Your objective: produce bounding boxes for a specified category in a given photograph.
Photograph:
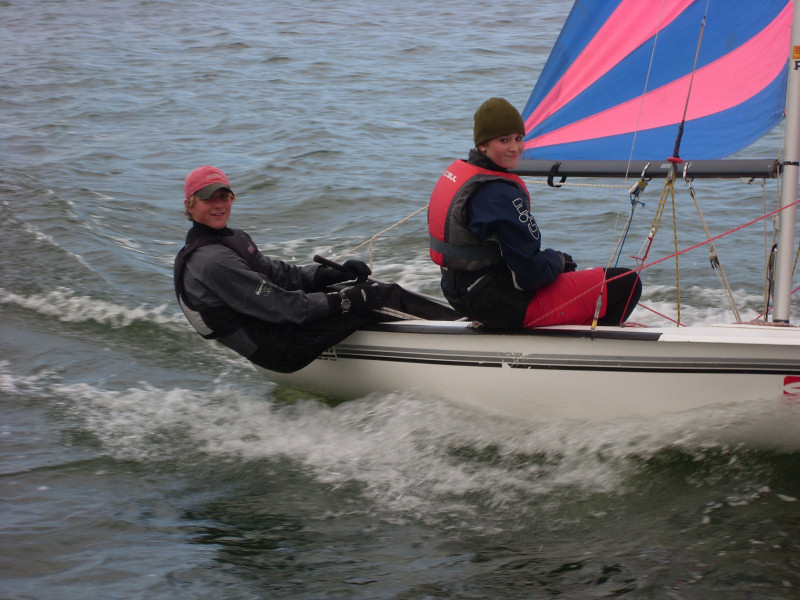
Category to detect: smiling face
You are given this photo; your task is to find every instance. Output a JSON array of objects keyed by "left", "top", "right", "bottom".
[
  {"left": 184, "top": 188, "right": 234, "bottom": 229},
  {"left": 481, "top": 133, "right": 525, "bottom": 170}
]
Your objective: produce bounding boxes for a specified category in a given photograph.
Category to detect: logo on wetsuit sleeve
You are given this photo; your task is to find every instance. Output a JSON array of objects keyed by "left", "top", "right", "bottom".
[
  {"left": 512, "top": 197, "right": 540, "bottom": 240},
  {"left": 255, "top": 280, "right": 272, "bottom": 296}
]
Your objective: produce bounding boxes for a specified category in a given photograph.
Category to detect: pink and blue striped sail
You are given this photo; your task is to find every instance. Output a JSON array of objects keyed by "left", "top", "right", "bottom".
[{"left": 522, "top": 0, "right": 793, "bottom": 161}]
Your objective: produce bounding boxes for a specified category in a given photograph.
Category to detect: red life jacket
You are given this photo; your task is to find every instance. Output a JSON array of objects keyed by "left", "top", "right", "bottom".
[{"left": 427, "top": 159, "right": 530, "bottom": 271}]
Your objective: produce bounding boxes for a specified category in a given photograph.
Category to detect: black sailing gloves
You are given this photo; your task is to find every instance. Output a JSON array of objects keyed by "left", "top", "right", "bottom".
[
  {"left": 316, "top": 258, "right": 381, "bottom": 316},
  {"left": 341, "top": 259, "right": 372, "bottom": 282},
  {"left": 326, "top": 282, "right": 383, "bottom": 315},
  {"left": 314, "top": 259, "right": 372, "bottom": 288},
  {"left": 557, "top": 251, "right": 578, "bottom": 273}
]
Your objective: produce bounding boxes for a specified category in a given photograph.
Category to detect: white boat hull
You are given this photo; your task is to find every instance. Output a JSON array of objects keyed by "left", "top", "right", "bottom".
[{"left": 259, "top": 320, "right": 800, "bottom": 422}]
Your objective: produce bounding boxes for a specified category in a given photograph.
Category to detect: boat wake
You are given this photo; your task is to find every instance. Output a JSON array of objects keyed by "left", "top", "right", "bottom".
[{"left": 4, "top": 362, "right": 797, "bottom": 531}]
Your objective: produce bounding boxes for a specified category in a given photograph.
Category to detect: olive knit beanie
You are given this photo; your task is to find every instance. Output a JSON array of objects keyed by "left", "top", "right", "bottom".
[{"left": 473, "top": 97, "right": 526, "bottom": 147}]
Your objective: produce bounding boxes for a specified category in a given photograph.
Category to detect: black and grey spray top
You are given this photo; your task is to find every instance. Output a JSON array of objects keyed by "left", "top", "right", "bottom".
[{"left": 173, "top": 223, "right": 331, "bottom": 352}]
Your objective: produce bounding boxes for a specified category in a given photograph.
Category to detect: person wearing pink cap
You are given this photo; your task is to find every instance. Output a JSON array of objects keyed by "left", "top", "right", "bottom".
[{"left": 175, "top": 166, "right": 456, "bottom": 373}]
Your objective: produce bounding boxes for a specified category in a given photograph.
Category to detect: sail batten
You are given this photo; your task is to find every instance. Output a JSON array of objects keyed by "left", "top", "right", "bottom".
[{"left": 522, "top": 0, "right": 793, "bottom": 161}]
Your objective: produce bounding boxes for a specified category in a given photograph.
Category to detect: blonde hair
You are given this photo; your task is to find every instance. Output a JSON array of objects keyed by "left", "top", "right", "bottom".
[{"left": 184, "top": 195, "right": 197, "bottom": 220}]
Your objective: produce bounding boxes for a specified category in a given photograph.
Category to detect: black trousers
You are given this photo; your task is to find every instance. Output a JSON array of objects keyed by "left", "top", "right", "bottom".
[
  {"left": 246, "top": 282, "right": 458, "bottom": 373},
  {"left": 600, "top": 267, "right": 642, "bottom": 325},
  {"left": 246, "top": 311, "right": 373, "bottom": 373}
]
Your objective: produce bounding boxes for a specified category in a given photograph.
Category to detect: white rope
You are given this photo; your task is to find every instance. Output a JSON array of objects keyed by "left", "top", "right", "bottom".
[
  {"left": 683, "top": 173, "right": 741, "bottom": 321},
  {"left": 522, "top": 178, "right": 628, "bottom": 190},
  {"left": 334, "top": 205, "right": 428, "bottom": 264}
]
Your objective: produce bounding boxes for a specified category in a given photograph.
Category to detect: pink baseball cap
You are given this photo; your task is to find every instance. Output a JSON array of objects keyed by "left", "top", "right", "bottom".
[{"left": 184, "top": 166, "right": 233, "bottom": 201}]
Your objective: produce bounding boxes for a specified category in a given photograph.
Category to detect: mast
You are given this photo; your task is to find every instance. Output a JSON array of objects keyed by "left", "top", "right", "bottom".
[{"left": 773, "top": 1, "right": 800, "bottom": 323}]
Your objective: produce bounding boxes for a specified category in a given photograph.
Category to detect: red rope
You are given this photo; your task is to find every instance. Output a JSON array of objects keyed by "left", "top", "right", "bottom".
[
  {"left": 636, "top": 197, "right": 800, "bottom": 273},
  {"left": 636, "top": 303, "right": 684, "bottom": 326}
]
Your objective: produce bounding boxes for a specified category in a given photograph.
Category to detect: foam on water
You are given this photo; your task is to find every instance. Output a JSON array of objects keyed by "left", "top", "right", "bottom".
[
  {"left": 634, "top": 283, "right": 774, "bottom": 325},
  {"left": 0, "top": 287, "right": 185, "bottom": 329},
  {"left": 5, "top": 359, "right": 795, "bottom": 533}
]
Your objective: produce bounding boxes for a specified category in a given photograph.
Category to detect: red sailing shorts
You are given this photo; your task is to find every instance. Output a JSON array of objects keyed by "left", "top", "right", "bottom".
[{"left": 523, "top": 268, "right": 607, "bottom": 327}]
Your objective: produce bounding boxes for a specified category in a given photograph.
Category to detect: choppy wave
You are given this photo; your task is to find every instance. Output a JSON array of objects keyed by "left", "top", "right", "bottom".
[{"left": 0, "top": 286, "right": 184, "bottom": 329}]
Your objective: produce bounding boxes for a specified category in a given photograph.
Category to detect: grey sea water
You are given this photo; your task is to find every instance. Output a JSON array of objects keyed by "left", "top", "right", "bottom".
[{"left": 2, "top": 0, "right": 799, "bottom": 598}]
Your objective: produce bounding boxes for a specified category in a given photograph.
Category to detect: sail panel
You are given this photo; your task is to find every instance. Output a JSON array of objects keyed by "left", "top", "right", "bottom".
[{"left": 522, "top": 0, "right": 792, "bottom": 160}]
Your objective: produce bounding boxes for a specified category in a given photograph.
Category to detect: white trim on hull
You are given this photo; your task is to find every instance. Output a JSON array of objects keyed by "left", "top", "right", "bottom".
[{"left": 259, "top": 320, "right": 800, "bottom": 422}]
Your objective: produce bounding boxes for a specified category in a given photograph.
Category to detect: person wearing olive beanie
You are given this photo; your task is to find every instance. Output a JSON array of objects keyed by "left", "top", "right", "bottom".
[
  {"left": 472, "top": 97, "right": 526, "bottom": 148},
  {"left": 427, "top": 98, "right": 642, "bottom": 329}
]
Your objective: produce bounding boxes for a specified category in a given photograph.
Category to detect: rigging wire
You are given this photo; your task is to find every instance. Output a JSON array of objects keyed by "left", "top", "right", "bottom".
[
  {"left": 624, "top": 0, "right": 666, "bottom": 178},
  {"left": 334, "top": 205, "right": 427, "bottom": 267},
  {"left": 670, "top": 3, "right": 709, "bottom": 161},
  {"left": 613, "top": 168, "right": 650, "bottom": 268},
  {"left": 683, "top": 169, "right": 741, "bottom": 322},
  {"left": 794, "top": 230, "right": 800, "bottom": 276},
  {"left": 764, "top": 173, "right": 780, "bottom": 318},
  {"left": 763, "top": 174, "right": 772, "bottom": 315}
]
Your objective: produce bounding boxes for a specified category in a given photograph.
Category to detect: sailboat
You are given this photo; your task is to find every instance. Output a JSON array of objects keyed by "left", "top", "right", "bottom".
[{"left": 259, "top": 0, "right": 800, "bottom": 424}]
